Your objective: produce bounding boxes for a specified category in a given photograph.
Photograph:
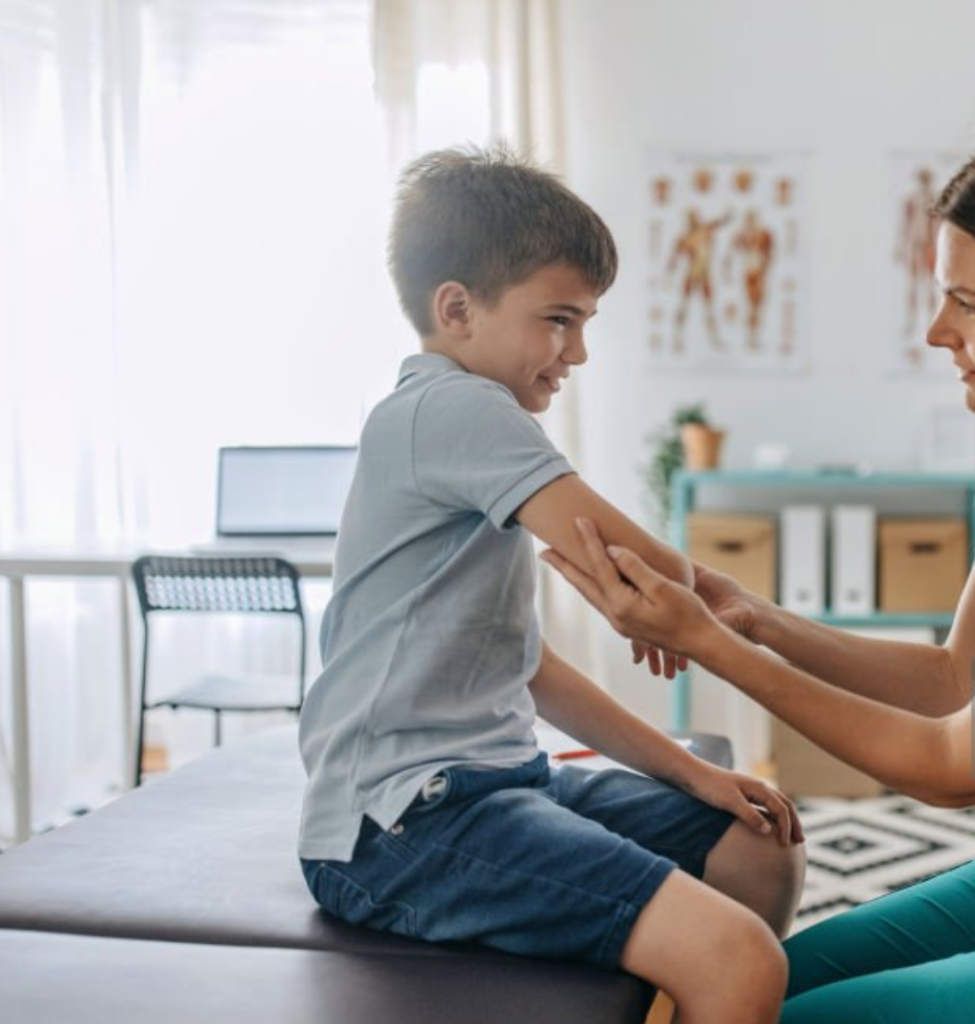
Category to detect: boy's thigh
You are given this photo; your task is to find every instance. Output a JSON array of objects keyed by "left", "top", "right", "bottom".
[
  {"left": 306, "top": 782, "right": 704, "bottom": 969},
  {"left": 546, "top": 764, "right": 735, "bottom": 880}
]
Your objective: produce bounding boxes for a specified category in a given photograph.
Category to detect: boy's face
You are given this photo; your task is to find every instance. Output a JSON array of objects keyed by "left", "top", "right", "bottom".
[{"left": 458, "top": 263, "right": 599, "bottom": 413}]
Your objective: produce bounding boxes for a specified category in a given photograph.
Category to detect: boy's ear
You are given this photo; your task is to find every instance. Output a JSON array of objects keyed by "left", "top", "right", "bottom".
[{"left": 431, "top": 281, "right": 475, "bottom": 338}]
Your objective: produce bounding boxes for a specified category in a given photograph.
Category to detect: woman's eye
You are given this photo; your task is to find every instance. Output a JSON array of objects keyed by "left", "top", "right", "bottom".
[{"left": 958, "top": 298, "right": 975, "bottom": 317}]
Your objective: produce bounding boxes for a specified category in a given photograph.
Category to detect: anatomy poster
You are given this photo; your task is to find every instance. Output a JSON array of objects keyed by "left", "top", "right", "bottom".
[
  {"left": 889, "top": 153, "right": 960, "bottom": 375},
  {"left": 646, "top": 152, "right": 807, "bottom": 374}
]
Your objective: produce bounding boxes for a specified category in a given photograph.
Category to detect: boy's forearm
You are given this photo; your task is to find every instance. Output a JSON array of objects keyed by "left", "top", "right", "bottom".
[
  {"left": 750, "top": 599, "right": 965, "bottom": 716},
  {"left": 701, "top": 623, "right": 956, "bottom": 797},
  {"left": 530, "top": 642, "right": 704, "bottom": 787}
]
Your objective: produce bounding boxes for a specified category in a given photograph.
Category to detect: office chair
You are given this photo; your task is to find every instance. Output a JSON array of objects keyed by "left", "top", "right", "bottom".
[{"left": 131, "top": 554, "right": 306, "bottom": 786}]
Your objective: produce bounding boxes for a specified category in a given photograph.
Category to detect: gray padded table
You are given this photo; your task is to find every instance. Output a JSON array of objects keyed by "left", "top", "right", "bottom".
[
  {"left": 0, "top": 930, "right": 651, "bottom": 1024},
  {"left": 0, "top": 725, "right": 729, "bottom": 954},
  {"left": 0, "top": 724, "right": 731, "bottom": 1024},
  {"left": 0, "top": 727, "right": 458, "bottom": 955}
]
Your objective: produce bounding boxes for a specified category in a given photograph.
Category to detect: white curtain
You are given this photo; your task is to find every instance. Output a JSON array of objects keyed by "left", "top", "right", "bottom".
[
  {"left": 0, "top": 0, "right": 404, "bottom": 839},
  {"left": 372, "top": 0, "right": 598, "bottom": 679}
]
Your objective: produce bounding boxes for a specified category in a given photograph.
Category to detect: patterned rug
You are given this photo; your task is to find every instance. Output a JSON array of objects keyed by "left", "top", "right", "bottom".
[{"left": 793, "top": 793, "right": 975, "bottom": 932}]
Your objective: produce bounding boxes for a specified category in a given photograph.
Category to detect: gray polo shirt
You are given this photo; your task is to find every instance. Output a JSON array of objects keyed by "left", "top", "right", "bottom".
[{"left": 298, "top": 353, "right": 574, "bottom": 862}]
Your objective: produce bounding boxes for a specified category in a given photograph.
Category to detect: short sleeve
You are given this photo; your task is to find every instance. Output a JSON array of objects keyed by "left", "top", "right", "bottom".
[{"left": 412, "top": 374, "right": 574, "bottom": 529}]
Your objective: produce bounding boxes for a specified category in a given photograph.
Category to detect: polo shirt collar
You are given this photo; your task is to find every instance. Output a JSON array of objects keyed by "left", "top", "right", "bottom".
[{"left": 397, "top": 352, "right": 465, "bottom": 387}]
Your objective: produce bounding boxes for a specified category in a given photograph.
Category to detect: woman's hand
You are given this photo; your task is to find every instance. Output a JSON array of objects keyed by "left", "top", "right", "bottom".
[
  {"left": 682, "top": 763, "right": 804, "bottom": 847},
  {"left": 692, "top": 560, "right": 763, "bottom": 642},
  {"left": 541, "top": 517, "right": 718, "bottom": 657}
]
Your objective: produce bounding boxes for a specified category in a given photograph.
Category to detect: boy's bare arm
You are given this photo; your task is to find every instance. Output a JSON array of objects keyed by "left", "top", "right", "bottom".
[
  {"left": 529, "top": 641, "right": 701, "bottom": 783},
  {"left": 530, "top": 641, "right": 803, "bottom": 843},
  {"left": 516, "top": 474, "right": 692, "bottom": 586}
]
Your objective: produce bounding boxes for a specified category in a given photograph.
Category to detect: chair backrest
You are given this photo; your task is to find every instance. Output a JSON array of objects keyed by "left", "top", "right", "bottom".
[{"left": 131, "top": 555, "right": 304, "bottom": 621}]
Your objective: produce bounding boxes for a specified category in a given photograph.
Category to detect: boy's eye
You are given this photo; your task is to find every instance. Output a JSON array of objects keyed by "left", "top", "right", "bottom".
[{"left": 548, "top": 316, "right": 570, "bottom": 327}]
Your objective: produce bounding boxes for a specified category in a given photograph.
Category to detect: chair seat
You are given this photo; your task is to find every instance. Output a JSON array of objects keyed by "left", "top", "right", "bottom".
[{"left": 150, "top": 674, "right": 302, "bottom": 713}]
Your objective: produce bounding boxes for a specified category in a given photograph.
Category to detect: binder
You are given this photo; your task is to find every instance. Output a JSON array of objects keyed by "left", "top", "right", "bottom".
[
  {"left": 780, "top": 505, "right": 825, "bottom": 615},
  {"left": 831, "top": 505, "right": 876, "bottom": 615}
]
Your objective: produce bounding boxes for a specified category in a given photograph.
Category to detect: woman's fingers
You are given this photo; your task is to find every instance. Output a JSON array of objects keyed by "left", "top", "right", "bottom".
[
  {"left": 604, "top": 543, "right": 668, "bottom": 599},
  {"left": 539, "top": 548, "right": 615, "bottom": 621},
  {"left": 573, "top": 517, "right": 633, "bottom": 594}
]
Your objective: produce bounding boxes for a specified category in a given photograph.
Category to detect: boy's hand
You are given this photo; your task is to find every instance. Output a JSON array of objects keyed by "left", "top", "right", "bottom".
[
  {"left": 631, "top": 640, "right": 689, "bottom": 679},
  {"left": 683, "top": 764, "right": 804, "bottom": 847}
]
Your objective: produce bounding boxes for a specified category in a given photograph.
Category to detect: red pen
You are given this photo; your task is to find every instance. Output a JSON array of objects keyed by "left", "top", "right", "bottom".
[{"left": 552, "top": 748, "right": 598, "bottom": 761}]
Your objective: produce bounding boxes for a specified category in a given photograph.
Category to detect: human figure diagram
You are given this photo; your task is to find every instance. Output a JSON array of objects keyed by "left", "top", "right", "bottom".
[
  {"left": 896, "top": 167, "right": 938, "bottom": 344},
  {"left": 667, "top": 208, "right": 731, "bottom": 352},
  {"left": 724, "top": 209, "right": 775, "bottom": 350}
]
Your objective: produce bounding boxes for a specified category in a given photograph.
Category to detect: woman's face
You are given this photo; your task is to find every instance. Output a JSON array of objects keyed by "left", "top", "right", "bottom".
[{"left": 927, "top": 221, "right": 975, "bottom": 413}]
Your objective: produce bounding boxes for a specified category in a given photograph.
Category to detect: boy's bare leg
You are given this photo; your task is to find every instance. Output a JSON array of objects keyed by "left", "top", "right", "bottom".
[
  {"left": 621, "top": 871, "right": 787, "bottom": 1024},
  {"left": 703, "top": 821, "right": 807, "bottom": 938}
]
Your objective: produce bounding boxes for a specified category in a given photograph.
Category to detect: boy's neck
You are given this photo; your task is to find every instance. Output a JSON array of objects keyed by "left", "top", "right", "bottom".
[{"left": 420, "top": 336, "right": 467, "bottom": 369}]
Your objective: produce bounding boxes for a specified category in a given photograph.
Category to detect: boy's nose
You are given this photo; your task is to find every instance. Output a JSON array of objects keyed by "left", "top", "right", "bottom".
[{"left": 566, "top": 336, "right": 588, "bottom": 365}]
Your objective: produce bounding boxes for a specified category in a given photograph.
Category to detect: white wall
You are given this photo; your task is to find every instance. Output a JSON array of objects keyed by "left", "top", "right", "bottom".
[{"left": 558, "top": 0, "right": 975, "bottom": 745}]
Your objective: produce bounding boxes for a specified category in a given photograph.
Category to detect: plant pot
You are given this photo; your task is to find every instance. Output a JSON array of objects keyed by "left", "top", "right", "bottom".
[{"left": 680, "top": 424, "right": 726, "bottom": 471}]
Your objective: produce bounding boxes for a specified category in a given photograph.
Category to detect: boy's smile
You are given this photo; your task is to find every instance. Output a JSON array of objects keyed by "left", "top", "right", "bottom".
[{"left": 429, "top": 262, "right": 600, "bottom": 414}]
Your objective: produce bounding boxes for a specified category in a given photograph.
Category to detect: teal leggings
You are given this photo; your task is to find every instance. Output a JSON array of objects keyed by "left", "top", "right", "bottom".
[{"left": 781, "top": 859, "right": 975, "bottom": 1023}]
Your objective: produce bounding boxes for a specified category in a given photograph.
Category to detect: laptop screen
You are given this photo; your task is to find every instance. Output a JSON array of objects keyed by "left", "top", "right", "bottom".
[{"left": 216, "top": 446, "right": 358, "bottom": 537}]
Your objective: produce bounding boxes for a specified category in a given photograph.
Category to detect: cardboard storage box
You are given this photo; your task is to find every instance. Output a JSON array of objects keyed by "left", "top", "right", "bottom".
[
  {"left": 771, "top": 718, "right": 885, "bottom": 798},
  {"left": 688, "top": 513, "right": 777, "bottom": 600},
  {"left": 878, "top": 518, "right": 968, "bottom": 612}
]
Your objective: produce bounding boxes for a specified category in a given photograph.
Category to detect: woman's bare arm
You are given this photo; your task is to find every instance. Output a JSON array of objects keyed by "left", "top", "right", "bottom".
[{"left": 543, "top": 519, "right": 975, "bottom": 808}]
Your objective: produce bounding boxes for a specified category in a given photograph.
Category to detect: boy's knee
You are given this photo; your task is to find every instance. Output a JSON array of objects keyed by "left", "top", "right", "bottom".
[
  {"left": 734, "top": 918, "right": 789, "bottom": 1020},
  {"left": 705, "top": 821, "right": 807, "bottom": 937},
  {"left": 621, "top": 871, "right": 788, "bottom": 1024},
  {"left": 654, "top": 909, "right": 787, "bottom": 1024},
  {"left": 700, "top": 912, "right": 788, "bottom": 1023}
]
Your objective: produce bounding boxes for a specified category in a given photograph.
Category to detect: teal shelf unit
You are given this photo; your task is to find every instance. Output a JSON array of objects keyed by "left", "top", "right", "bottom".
[{"left": 667, "top": 469, "right": 975, "bottom": 730}]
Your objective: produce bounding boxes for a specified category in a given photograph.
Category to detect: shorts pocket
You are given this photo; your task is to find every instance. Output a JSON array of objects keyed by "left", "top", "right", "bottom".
[{"left": 316, "top": 864, "right": 417, "bottom": 938}]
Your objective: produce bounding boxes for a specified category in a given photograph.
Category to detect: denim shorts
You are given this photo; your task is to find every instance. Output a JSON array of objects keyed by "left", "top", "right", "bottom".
[{"left": 301, "top": 753, "right": 734, "bottom": 970}]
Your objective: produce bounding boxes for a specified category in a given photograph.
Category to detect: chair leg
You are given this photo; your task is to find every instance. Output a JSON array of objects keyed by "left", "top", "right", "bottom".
[
  {"left": 134, "top": 705, "right": 146, "bottom": 788},
  {"left": 645, "top": 991, "right": 675, "bottom": 1024},
  {"left": 214, "top": 710, "right": 222, "bottom": 747}
]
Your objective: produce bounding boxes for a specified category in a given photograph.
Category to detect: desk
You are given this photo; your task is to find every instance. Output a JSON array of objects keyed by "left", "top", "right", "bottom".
[{"left": 0, "top": 545, "right": 335, "bottom": 846}]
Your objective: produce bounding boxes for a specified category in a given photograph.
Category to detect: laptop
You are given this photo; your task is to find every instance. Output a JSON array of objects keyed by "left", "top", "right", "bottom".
[{"left": 192, "top": 445, "right": 357, "bottom": 560}]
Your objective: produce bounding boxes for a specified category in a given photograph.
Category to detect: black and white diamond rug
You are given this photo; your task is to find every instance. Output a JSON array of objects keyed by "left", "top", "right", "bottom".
[{"left": 793, "top": 794, "right": 975, "bottom": 932}]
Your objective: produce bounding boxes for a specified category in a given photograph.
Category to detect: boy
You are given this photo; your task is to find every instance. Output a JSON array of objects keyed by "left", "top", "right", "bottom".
[{"left": 299, "top": 147, "right": 804, "bottom": 1023}]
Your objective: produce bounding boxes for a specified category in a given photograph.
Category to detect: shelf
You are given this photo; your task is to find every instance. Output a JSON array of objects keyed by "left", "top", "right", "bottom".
[
  {"left": 668, "top": 469, "right": 974, "bottom": 730},
  {"left": 811, "top": 612, "right": 954, "bottom": 628},
  {"left": 676, "top": 469, "right": 975, "bottom": 488}
]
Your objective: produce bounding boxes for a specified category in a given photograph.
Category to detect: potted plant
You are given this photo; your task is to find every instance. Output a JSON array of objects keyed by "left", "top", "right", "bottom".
[{"left": 643, "top": 403, "right": 725, "bottom": 526}]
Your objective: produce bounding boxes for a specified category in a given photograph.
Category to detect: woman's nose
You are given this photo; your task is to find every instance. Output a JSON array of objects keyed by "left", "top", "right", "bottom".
[{"left": 926, "top": 301, "right": 956, "bottom": 349}]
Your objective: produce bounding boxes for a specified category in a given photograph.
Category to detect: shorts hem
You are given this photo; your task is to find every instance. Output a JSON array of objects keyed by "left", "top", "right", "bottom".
[{"left": 597, "top": 859, "right": 679, "bottom": 971}]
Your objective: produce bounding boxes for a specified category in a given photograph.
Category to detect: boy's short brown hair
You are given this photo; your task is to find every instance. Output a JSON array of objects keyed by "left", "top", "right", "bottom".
[{"left": 388, "top": 145, "right": 618, "bottom": 336}]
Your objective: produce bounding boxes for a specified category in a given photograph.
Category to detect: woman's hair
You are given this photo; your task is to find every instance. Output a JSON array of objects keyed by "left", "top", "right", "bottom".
[
  {"left": 388, "top": 144, "right": 618, "bottom": 336},
  {"left": 934, "top": 155, "right": 975, "bottom": 238}
]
